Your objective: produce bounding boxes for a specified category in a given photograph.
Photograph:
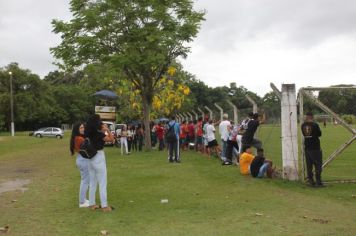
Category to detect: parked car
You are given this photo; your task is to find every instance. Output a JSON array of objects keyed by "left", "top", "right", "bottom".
[{"left": 33, "top": 127, "right": 64, "bottom": 139}]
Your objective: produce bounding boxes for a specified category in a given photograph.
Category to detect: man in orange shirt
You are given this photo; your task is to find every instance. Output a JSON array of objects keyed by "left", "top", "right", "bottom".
[{"left": 239, "top": 145, "right": 255, "bottom": 175}]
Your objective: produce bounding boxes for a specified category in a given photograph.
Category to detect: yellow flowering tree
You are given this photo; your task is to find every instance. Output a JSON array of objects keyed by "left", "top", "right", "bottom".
[{"left": 118, "top": 66, "right": 191, "bottom": 120}]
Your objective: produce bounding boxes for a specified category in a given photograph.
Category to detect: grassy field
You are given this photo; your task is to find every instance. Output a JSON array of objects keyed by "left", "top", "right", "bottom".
[{"left": 0, "top": 125, "right": 355, "bottom": 236}]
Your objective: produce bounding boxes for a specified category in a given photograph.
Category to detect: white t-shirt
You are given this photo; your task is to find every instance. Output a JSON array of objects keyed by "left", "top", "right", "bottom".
[
  {"left": 203, "top": 123, "right": 209, "bottom": 138},
  {"left": 219, "top": 120, "right": 231, "bottom": 141},
  {"left": 206, "top": 124, "right": 216, "bottom": 142}
]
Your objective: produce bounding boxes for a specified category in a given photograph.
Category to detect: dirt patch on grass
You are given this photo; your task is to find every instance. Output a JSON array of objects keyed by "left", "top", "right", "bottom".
[{"left": 0, "top": 179, "right": 31, "bottom": 195}]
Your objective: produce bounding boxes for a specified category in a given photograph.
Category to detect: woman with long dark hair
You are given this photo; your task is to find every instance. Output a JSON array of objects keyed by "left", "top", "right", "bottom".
[
  {"left": 70, "top": 123, "right": 89, "bottom": 208},
  {"left": 85, "top": 114, "right": 115, "bottom": 212}
]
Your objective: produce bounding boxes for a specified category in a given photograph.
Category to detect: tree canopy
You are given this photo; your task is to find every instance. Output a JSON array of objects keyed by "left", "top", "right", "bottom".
[
  {"left": 0, "top": 62, "right": 355, "bottom": 132},
  {"left": 51, "top": 0, "right": 205, "bottom": 148}
]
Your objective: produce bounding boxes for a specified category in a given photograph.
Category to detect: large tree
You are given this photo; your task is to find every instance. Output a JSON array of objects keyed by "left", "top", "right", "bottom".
[
  {"left": 51, "top": 0, "right": 205, "bottom": 149},
  {"left": 0, "top": 63, "right": 64, "bottom": 130}
]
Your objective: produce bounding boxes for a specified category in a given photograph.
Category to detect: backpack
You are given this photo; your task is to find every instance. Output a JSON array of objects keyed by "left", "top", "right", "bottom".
[
  {"left": 166, "top": 123, "right": 177, "bottom": 143},
  {"left": 79, "top": 138, "right": 97, "bottom": 159}
]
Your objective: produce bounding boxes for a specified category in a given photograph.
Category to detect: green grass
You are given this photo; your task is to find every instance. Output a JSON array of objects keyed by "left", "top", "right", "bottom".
[
  {"left": 258, "top": 123, "right": 356, "bottom": 181},
  {"left": 0, "top": 126, "right": 355, "bottom": 236}
]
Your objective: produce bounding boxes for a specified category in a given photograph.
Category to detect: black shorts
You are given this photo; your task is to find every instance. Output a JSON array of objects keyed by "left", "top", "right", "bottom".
[{"left": 208, "top": 139, "right": 218, "bottom": 148}]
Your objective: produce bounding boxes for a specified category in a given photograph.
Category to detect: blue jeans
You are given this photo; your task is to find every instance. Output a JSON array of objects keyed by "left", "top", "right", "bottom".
[
  {"left": 257, "top": 163, "right": 270, "bottom": 178},
  {"left": 221, "top": 139, "right": 227, "bottom": 160},
  {"left": 89, "top": 151, "right": 108, "bottom": 208},
  {"left": 76, "top": 154, "right": 89, "bottom": 204}
]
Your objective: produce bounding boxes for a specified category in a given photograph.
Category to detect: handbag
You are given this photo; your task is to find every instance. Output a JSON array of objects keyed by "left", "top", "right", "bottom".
[{"left": 79, "top": 138, "right": 97, "bottom": 159}]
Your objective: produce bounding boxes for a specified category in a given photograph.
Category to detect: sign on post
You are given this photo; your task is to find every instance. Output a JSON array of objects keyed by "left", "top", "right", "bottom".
[{"left": 95, "top": 106, "right": 116, "bottom": 121}]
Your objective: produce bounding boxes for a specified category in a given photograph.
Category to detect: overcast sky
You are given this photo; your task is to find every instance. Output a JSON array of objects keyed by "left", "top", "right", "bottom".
[{"left": 1, "top": 0, "right": 356, "bottom": 96}]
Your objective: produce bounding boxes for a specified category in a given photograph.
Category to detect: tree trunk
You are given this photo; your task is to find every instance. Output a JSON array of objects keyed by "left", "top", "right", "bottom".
[{"left": 142, "top": 94, "right": 152, "bottom": 150}]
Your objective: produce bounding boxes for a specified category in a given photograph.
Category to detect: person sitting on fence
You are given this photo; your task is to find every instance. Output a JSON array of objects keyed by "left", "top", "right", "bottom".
[
  {"left": 250, "top": 148, "right": 274, "bottom": 178},
  {"left": 239, "top": 145, "right": 255, "bottom": 175},
  {"left": 237, "top": 112, "right": 253, "bottom": 155},
  {"left": 241, "top": 112, "right": 265, "bottom": 152}
]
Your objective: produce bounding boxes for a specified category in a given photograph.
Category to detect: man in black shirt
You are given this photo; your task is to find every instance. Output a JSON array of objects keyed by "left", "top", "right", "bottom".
[
  {"left": 250, "top": 149, "right": 273, "bottom": 178},
  {"left": 301, "top": 112, "right": 323, "bottom": 187},
  {"left": 242, "top": 113, "right": 265, "bottom": 151}
]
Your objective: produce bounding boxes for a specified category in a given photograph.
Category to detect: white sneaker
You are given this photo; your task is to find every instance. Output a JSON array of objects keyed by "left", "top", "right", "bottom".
[{"left": 79, "top": 200, "right": 90, "bottom": 208}]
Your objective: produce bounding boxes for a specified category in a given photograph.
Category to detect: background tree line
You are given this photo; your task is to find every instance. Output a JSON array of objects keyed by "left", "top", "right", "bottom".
[{"left": 1, "top": 62, "right": 355, "bottom": 132}]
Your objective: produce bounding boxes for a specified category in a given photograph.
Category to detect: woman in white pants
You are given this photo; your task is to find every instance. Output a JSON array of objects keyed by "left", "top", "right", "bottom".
[
  {"left": 70, "top": 123, "right": 89, "bottom": 208},
  {"left": 85, "top": 114, "right": 115, "bottom": 212},
  {"left": 120, "top": 125, "right": 128, "bottom": 155}
]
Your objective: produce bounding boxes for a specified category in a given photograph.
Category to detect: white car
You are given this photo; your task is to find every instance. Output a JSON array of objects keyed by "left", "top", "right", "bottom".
[{"left": 33, "top": 127, "right": 64, "bottom": 139}]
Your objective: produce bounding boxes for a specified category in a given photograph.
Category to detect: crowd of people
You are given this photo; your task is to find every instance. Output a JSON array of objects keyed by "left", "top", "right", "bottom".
[
  {"left": 69, "top": 111, "right": 324, "bottom": 211},
  {"left": 116, "top": 124, "right": 145, "bottom": 154}
]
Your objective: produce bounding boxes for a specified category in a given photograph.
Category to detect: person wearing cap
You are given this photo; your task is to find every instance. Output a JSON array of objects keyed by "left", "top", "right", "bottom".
[
  {"left": 241, "top": 112, "right": 265, "bottom": 152},
  {"left": 301, "top": 112, "right": 324, "bottom": 187},
  {"left": 219, "top": 113, "right": 231, "bottom": 162}
]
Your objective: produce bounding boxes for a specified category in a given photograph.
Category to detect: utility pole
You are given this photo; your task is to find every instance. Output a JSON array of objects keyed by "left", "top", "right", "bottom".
[{"left": 9, "top": 71, "right": 15, "bottom": 137}]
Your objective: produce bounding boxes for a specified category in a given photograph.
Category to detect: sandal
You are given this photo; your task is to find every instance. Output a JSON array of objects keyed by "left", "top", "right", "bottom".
[
  {"left": 102, "top": 206, "right": 115, "bottom": 212},
  {"left": 89, "top": 205, "right": 100, "bottom": 210}
]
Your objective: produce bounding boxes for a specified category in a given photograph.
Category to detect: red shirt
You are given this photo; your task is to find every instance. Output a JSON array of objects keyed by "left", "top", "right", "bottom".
[
  {"left": 180, "top": 124, "right": 186, "bottom": 138},
  {"left": 196, "top": 121, "right": 203, "bottom": 137},
  {"left": 74, "top": 136, "right": 85, "bottom": 153},
  {"left": 188, "top": 123, "right": 195, "bottom": 137},
  {"left": 156, "top": 125, "right": 164, "bottom": 139}
]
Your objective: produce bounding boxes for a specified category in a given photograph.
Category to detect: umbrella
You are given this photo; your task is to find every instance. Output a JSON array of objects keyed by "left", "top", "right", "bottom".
[
  {"left": 93, "top": 90, "right": 118, "bottom": 100},
  {"left": 159, "top": 117, "right": 169, "bottom": 122}
]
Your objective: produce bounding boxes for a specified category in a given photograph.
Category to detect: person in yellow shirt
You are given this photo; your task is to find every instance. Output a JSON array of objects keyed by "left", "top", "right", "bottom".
[{"left": 239, "top": 146, "right": 255, "bottom": 175}]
